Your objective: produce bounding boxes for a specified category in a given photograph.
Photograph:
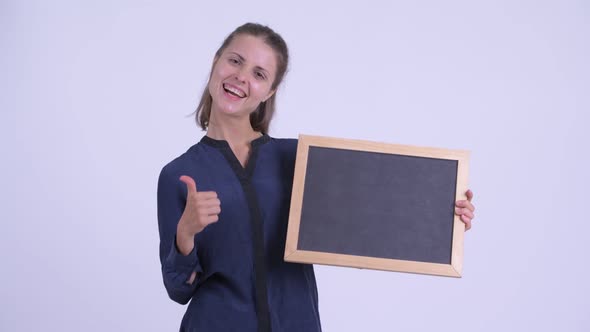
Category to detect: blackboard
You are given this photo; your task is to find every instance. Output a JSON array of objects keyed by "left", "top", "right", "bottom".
[{"left": 284, "top": 135, "right": 470, "bottom": 277}]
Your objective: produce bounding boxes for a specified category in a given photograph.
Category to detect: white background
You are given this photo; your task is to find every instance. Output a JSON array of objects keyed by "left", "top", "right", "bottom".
[{"left": 2, "top": 1, "right": 589, "bottom": 331}]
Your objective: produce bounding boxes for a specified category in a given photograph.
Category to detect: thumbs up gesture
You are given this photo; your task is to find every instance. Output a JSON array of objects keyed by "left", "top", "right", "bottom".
[{"left": 176, "top": 175, "right": 221, "bottom": 255}]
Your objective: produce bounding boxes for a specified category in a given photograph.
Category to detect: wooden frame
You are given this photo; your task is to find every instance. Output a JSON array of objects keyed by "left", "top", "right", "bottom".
[{"left": 284, "top": 134, "right": 470, "bottom": 277}]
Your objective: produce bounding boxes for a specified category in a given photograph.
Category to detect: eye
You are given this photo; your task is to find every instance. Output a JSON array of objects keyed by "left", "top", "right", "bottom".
[
  {"left": 255, "top": 71, "right": 266, "bottom": 80},
  {"left": 228, "top": 57, "right": 240, "bottom": 65}
]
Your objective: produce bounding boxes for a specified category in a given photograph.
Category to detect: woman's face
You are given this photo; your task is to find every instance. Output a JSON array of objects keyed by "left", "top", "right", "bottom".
[{"left": 208, "top": 34, "right": 278, "bottom": 119}]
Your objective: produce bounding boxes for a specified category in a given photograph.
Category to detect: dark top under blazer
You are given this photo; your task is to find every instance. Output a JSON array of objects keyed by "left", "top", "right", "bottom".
[{"left": 157, "top": 135, "right": 322, "bottom": 332}]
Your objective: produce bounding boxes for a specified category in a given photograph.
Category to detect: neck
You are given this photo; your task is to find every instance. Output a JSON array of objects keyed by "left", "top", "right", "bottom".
[{"left": 206, "top": 111, "right": 262, "bottom": 146}]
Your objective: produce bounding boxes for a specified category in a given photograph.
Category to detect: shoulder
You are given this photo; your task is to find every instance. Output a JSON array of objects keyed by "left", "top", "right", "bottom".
[
  {"left": 265, "top": 136, "right": 299, "bottom": 172},
  {"left": 268, "top": 136, "right": 298, "bottom": 156},
  {"left": 158, "top": 143, "right": 204, "bottom": 181}
]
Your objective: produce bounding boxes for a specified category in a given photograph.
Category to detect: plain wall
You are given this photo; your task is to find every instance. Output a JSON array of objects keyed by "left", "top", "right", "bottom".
[{"left": 2, "top": 0, "right": 588, "bottom": 331}]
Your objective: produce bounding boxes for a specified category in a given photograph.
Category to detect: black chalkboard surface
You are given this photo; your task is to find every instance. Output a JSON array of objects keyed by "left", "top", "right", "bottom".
[{"left": 284, "top": 135, "right": 470, "bottom": 277}]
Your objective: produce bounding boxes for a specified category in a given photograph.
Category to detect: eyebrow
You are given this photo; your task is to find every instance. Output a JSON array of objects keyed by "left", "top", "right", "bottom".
[{"left": 228, "top": 52, "right": 270, "bottom": 75}]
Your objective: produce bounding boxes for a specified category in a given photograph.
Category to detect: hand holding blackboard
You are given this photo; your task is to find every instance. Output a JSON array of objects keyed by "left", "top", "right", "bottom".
[
  {"left": 284, "top": 135, "right": 472, "bottom": 277},
  {"left": 455, "top": 189, "right": 475, "bottom": 231}
]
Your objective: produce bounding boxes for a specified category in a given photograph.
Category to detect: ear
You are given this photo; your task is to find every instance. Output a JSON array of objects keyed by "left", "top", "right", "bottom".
[{"left": 264, "top": 89, "right": 276, "bottom": 102}]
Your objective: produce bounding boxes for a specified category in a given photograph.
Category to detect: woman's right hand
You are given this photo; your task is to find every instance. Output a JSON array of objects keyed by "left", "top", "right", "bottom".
[{"left": 176, "top": 175, "right": 221, "bottom": 256}]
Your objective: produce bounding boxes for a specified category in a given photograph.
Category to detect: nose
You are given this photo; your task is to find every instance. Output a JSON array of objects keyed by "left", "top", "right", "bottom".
[{"left": 234, "top": 67, "right": 247, "bottom": 83}]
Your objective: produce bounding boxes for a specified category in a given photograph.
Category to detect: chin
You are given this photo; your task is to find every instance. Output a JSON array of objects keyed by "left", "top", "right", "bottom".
[{"left": 214, "top": 106, "right": 249, "bottom": 118}]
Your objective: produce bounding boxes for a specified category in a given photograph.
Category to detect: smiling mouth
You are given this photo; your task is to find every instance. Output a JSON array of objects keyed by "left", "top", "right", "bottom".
[{"left": 223, "top": 83, "right": 246, "bottom": 98}]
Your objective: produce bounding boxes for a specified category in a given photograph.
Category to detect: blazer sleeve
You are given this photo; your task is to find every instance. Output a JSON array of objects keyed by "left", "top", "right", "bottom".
[{"left": 157, "top": 165, "right": 203, "bottom": 305}]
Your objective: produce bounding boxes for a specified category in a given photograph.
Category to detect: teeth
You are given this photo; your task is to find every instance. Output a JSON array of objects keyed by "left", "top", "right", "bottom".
[{"left": 223, "top": 84, "right": 245, "bottom": 98}]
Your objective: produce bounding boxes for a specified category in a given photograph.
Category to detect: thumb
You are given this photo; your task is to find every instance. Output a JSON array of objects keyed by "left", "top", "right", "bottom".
[
  {"left": 179, "top": 175, "right": 198, "bottom": 194},
  {"left": 466, "top": 189, "right": 473, "bottom": 202}
]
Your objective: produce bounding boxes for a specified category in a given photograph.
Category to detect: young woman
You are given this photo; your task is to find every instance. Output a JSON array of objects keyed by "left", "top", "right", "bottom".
[{"left": 157, "top": 23, "right": 476, "bottom": 332}]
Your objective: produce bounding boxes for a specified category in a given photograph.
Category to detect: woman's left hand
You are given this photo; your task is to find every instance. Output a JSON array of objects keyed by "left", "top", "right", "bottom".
[{"left": 455, "top": 189, "right": 475, "bottom": 231}]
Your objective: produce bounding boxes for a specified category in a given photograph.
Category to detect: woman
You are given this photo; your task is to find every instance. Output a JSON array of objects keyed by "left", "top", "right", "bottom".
[{"left": 157, "top": 23, "right": 476, "bottom": 332}]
